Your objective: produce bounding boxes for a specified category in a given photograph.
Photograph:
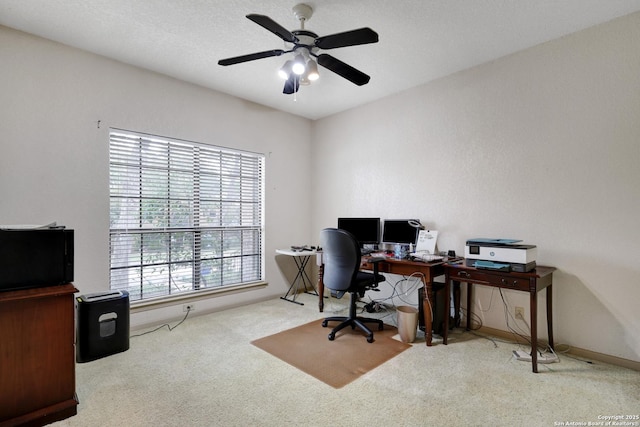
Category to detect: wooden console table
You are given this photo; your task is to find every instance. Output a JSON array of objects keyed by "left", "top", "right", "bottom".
[
  {"left": 0, "top": 283, "right": 79, "bottom": 426},
  {"left": 443, "top": 264, "right": 556, "bottom": 373},
  {"left": 317, "top": 254, "right": 452, "bottom": 346}
]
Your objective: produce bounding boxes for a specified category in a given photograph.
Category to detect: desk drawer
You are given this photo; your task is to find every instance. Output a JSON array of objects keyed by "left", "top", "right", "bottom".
[{"left": 452, "top": 269, "right": 530, "bottom": 291}]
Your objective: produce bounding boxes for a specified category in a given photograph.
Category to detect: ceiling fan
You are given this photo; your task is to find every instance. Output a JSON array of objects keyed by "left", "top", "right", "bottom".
[{"left": 218, "top": 3, "right": 379, "bottom": 94}]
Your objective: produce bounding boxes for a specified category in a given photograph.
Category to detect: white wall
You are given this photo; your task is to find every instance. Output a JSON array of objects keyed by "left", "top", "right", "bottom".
[
  {"left": 0, "top": 26, "right": 312, "bottom": 328},
  {"left": 2, "top": 11, "right": 639, "bottom": 363},
  {"left": 311, "top": 12, "right": 640, "bottom": 362}
]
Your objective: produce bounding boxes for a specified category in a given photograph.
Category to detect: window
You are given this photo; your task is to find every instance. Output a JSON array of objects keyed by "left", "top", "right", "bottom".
[{"left": 109, "top": 130, "right": 264, "bottom": 302}]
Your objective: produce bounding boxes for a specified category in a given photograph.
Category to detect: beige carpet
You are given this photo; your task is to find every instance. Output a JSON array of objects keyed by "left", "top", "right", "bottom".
[
  {"left": 251, "top": 319, "right": 411, "bottom": 388},
  {"left": 49, "top": 293, "right": 640, "bottom": 427}
]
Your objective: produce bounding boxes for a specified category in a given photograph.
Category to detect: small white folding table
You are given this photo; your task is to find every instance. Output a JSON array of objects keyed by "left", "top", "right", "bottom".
[{"left": 275, "top": 249, "right": 319, "bottom": 305}]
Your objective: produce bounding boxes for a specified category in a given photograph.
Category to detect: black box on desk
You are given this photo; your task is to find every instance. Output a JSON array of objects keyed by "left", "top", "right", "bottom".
[{"left": 76, "top": 290, "right": 130, "bottom": 363}]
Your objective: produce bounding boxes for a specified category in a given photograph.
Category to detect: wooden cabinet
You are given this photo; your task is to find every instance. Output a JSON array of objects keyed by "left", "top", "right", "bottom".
[{"left": 0, "top": 284, "right": 78, "bottom": 426}]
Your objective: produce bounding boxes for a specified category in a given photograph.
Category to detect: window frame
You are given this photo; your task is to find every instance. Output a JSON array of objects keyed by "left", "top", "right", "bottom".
[{"left": 108, "top": 129, "right": 265, "bottom": 303}]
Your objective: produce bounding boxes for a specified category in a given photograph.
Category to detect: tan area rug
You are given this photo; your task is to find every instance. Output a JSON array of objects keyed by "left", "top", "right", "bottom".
[{"left": 251, "top": 318, "right": 411, "bottom": 388}]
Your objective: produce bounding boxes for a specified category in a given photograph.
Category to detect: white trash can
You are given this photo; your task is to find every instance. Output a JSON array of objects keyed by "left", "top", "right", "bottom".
[{"left": 396, "top": 305, "right": 419, "bottom": 343}]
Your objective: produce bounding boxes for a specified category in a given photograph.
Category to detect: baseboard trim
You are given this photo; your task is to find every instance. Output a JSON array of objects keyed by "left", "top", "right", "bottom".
[{"left": 474, "top": 325, "right": 640, "bottom": 372}]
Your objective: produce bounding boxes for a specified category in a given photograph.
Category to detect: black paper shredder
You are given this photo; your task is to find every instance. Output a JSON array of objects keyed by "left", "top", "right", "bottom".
[{"left": 76, "top": 290, "right": 130, "bottom": 363}]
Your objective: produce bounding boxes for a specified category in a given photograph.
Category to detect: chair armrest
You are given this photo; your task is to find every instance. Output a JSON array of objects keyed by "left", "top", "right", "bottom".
[{"left": 365, "top": 257, "right": 385, "bottom": 288}]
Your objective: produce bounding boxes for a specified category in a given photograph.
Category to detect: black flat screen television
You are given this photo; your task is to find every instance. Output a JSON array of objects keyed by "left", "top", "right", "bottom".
[
  {"left": 382, "top": 219, "right": 420, "bottom": 245},
  {"left": 0, "top": 228, "right": 74, "bottom": 291},
  {"left": 337, "top": 217, "right": 380, "bottom": 247}
]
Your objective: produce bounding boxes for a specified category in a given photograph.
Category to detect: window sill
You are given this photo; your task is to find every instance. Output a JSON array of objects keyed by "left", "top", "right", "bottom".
[{"left": 130, "top": 281, "right": 268, "bottom": 313}]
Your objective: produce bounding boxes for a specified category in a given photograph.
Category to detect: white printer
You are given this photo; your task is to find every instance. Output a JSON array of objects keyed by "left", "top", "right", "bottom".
[{"left": 464, "top": 238, "right": 537, "bottom": 272}]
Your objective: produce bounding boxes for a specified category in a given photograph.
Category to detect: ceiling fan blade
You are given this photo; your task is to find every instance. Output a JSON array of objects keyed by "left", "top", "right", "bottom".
[
  {"left": 247, "top": 14, "right": 298, "bottom": 44},
  {"left": 218, "top": 49, "right": 286, "bottom": 66},
  {"left": 315, "top": 27, "right": 379, "bottom": 50},
  {"left": 317, "top": 54, "right": 371, "bottom": 86},
  {"left": 283, "top": 74, "right": 300, "bottom": 95}
]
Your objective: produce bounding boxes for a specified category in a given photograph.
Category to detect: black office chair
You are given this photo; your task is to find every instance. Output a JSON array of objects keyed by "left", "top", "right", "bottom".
[{"left": 320, "top": 228, "right": 385, "bottom": 343}]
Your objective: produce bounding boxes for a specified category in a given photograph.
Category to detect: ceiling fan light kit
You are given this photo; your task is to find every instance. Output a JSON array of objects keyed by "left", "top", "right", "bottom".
[
  {"left": 218, "top": 3, "right": 379, "bottom": 95},
  {"left": 306, "top": 60, "right": 319, "bottom": 81},
  {"left": 278, "top": 60, "right": 294, "bottom": 79},
  {"left": 292, "top": 53, "right": 306, "bottom": 75}
]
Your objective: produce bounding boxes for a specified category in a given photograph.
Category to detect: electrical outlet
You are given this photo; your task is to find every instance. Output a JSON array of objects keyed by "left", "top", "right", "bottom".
[
  {"left": 183, "top": 303, "right": 195, "bottom": 312},
  {"left": 515, "top": 306, "right": 524, "bottom": 320}
]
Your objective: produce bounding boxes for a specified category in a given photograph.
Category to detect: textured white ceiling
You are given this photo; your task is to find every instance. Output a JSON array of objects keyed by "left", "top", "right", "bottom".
[{"left": 2, "top": 0, "right": 640, "bottom": 120}]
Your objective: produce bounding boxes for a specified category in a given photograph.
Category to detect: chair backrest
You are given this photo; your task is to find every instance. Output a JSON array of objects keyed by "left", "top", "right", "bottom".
[{"left": 320, "top": 228, "right": 361, "bottom": 292}]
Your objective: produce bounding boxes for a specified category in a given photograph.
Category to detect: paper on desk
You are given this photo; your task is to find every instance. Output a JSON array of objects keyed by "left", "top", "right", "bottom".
[{"left": 415, "top": 230, "right": 438, "bottom": 254}]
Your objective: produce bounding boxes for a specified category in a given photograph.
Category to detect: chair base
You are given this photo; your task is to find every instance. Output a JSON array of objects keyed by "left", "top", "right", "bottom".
[{"left": 322, "top": 316, "right": 384, "bottom": 343}]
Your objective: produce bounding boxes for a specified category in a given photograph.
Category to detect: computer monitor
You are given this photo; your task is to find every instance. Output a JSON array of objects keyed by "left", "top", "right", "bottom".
[
  {"left": 382, "top": 219, "right": 420, "bottom": 245},
  {"left": 337, "top": 217, "right": 380, "bottom": 247}
]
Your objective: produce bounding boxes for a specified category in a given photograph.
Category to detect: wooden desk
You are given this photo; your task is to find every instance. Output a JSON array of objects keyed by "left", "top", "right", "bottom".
[
  {"left": 317, "top": 255, "right": 452, "bottom": 346},
  {"left": 443, "top": 264, "right": 556, "bottom": 373}
]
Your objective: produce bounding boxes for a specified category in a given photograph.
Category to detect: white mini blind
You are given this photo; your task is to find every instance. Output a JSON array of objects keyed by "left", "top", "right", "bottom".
[{"left": 109, "top": 130, "right": 264, "bottom": 301}]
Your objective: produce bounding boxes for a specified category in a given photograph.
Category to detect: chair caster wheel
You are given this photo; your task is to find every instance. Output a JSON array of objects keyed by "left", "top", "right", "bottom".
[
  {"left": 322, "top": 320, "right": 328, "bottom": 327},
  {"left": 328, "top": 332, "right": 335, "bottom": 341},
  {"left": 367, "top": 336, "right": 374, "bottom": 343},
  {"left": 378, "top": 324, "right": 384, "bottom": 331}
]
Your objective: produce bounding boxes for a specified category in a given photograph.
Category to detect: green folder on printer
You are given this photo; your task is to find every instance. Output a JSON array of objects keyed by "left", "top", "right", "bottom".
[{"left": 473, "top": 260, "right": 511, "bottom": 272}]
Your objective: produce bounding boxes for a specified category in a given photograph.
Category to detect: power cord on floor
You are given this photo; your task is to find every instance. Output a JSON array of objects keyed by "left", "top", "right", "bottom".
[
  {"left": 458, "top": 292, "right": 597, "bottom": 368},
  {"left": 130, "top": 306, "right": 192, "bottom": 338}
]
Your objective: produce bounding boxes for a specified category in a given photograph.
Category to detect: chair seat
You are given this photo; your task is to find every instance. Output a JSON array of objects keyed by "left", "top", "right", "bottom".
[
  {"left": 331, "top": 271, "right": 383, "bottom": 299},
  {"left": 353, "top": 271, "right": 385, "bottom": 288}
]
